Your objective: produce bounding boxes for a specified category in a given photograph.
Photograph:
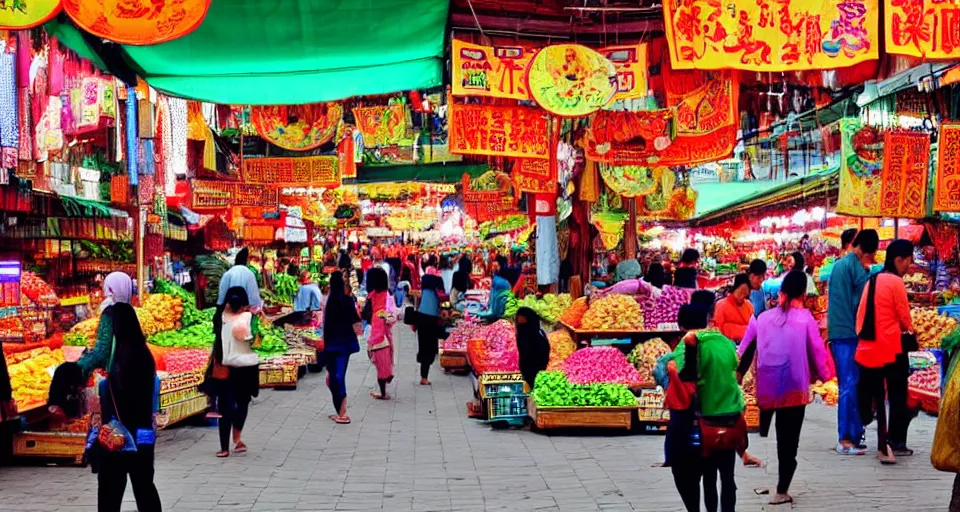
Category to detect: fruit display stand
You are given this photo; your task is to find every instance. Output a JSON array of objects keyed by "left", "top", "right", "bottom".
[
  {"left": 259, "top": 356, "right": 300, "bottom": 389},
  {"left": 439, "top": 349, "right": 469, "bottom": 372},
  {"left": 155, "top": 369, "right": 209, "bottom": 429},
  {"left": 529, "top": 401, "right": 636, "bottom": 430},
  {"left": 558, "top": 321, "right": 684, "bottom": 350}
]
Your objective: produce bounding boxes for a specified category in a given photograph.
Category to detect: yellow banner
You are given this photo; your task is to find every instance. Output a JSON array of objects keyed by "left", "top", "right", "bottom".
[
  {"left": 663, "top": 0, "right": 880, "bottom": 71},
  {"left": 603, "top": 44, "right": 649, "bottom": 102},
  {"left": 0, "top": 0, "right": 61, "bottom": 29},
  {"left": 837, "top": 118, "right": 883, "bottom": 217},
  {"left": 885, "top": 0, "right": 960, "bottom": 59}
]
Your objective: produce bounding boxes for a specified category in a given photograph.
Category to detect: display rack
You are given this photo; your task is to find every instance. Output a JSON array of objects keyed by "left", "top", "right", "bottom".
[{"left": 528, "top": 400, "right": 636, "bottom": 430}]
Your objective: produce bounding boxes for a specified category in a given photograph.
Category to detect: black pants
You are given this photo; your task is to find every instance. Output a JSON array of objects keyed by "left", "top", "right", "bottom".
[
  {"left": 97, "top": 444, "right": 161, "bottom": 512},
  {"left": 219, "top": 383, "right": 252, "bottom": 452},
  {"left": 668, "top": 409, "right": 737, "bottom": 512},
  {"left": 760, "top": 405, "right": 806, "bottom": 494},
  {"left": 858, "top": 360, "right": 909, "bottom": 451},
  {"left": 701, "top": 449, "right": 737, "bottom": 512},
  {"left": 416, "top": 315, "right": 440, "bottom": 379}
]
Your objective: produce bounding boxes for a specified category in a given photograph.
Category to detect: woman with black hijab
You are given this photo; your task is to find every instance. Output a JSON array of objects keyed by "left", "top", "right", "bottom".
[
  {"left": 515, "top": 307, "right": 550, "bottom": 389},
  {"left": 645, "top": 261, "right": 667, "bottom": 289},
  {"left": 450, "top": 256, "right": 473, "bottom": 305},
  {"left": 322, "top": 271, "right": 362, "bottom": 423},
  {"left": 94, "top": 302, "right": 162, "bottom": 512}
]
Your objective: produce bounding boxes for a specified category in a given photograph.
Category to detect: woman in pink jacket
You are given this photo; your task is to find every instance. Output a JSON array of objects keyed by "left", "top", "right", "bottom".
[
  {"left": 739, "top": 271, "right": 834, "bottom": 506},
  {"left": 364, "top": 267, "right": 397, "bottom": 400}
]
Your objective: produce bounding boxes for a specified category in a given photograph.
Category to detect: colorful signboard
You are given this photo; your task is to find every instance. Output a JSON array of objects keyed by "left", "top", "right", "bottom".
[
  {"left": 526, "top": 44, "right": 617, "bottom": 117},
  {"left": 879, "top": 130, "right": 930, "bottom": 218},
  {"left": 935, "top": 124, "right": 960, "bottom": 212},
  {"left": 242, "top": 156, "right": 341, "bottom": 188},
  {"left": 449, "top": 104, "right": 549, "bottom": 159},
  {"left": 886, "top": 0, "right": 960, "bottom": 59},
  {"left": 837, "top": 119, "right": 883, "bottom": 217}
]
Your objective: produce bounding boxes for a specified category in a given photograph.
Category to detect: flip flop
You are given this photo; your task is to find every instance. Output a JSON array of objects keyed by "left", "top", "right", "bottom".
[
  {"left": 370, "top": 392, "right": 389, "bottom": 400},
  {"left": 234, "top": 442, "right": 247, "bottom": 454},
  {"left": 215, "top": 451, "right": 229, "bottom": 458},
  {"left": 329, "top": 415, "right": 351, "bottom": 424},
  {"left": 769, "top": 494, "right": 793, "bottom": 505},
  {"left": 743, "top": 457, "right": 763, "bottom": 468}
]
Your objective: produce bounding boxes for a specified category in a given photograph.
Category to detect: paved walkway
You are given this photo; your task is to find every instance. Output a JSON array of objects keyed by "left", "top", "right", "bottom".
[{"left": 0, "top": 326, "right": 954, "bottom": 512}]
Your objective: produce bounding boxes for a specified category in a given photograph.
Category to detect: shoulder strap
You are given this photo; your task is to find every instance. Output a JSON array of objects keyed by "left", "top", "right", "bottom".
[{"left": 858, "top": 274, "right": 880, "bottom": 341}]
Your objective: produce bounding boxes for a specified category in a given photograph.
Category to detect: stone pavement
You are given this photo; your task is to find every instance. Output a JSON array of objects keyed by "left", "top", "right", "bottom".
[{"left": 0, "top": 325, "right": 954, "bottom": 512}]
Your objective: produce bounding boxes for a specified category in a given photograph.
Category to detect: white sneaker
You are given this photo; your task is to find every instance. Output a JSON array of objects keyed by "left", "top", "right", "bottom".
[{"left": 836, "top": 442, "right": 866, "bottom": 455}]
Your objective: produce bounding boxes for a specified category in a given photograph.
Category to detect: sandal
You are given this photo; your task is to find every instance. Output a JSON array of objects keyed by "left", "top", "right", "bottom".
[
  {"left": 329, "top": 415, "right": 351, "bottom": 424},
  {"left": 370, "top": 392, "right": 389, "bottom": 400},
  {"left": 769, "top": 494, "right": 793, "bottom": 505},
  {"left": 234, "top": 442, "right": 247, "bottom": 454},
  {"left": 420, "top": 379, "right": 431, "bottom": 386},
  {"left": 878, "top": 446, "right": 897, "bottom": 465},
  {"left": 215, "top": 451, "right": 229, "bottom": 458}
]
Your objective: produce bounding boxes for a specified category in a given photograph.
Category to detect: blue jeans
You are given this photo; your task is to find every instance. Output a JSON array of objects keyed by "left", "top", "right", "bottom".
[
  {"left": 830, "top": 337, "right": 863, "bottom": 443},
  {"left": 325, "top": 351, "right": 351, "bottom": 414}
]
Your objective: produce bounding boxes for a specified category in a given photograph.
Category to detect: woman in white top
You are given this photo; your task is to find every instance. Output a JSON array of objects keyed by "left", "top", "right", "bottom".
[{"left": 215, "top": 286, "right": 260, "bottom": 458}]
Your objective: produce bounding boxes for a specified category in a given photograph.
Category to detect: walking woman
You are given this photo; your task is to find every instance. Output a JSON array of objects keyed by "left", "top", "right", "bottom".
[
  {"left": 365, "top": 267, "right": 396, "bottom": 400},
  {"left": 323, "top": 271, "right": 362, "bottom": 423},
  {"left": 515, "top": 307, "right": 550, "bottom": 389},
  {"left": 94, "top": 302, "right": 163, "bottom": 512},
  {"left": 415, "top": 267, "right": 444, "bottom": 385},
  {"left": 856, "top": 239, "right": 916, "bottom": 464},
  {"left": 77, "top": 272, "right": 134, "bottom": 375},
  {"left": 738, "top": 271, "right": 834, "bottom": 505},
  {"left": 215, "top": 287, "right": 260, "bottom": 457}
]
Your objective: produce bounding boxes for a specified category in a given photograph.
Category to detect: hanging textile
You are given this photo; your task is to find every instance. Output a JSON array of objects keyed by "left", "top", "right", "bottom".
[
  {"left": 536, "top": 215, "right": 560, "bottom": 286},
  {"left": 0, "top": 44, "right": 18, "bottom": 169},
  {"left": 449, "top": 104, "right": 549, "bottom": 159},
  {"left": 879, "top": 130, "right": 929, "bottom": 218},
  {"left": 166, "top": 97, "right": 188, "bottom": 178},
  {"left": 837, "top": 118, "right": 882, "bottom": 216},
  {"left": 186, "top": 99, "right": 215, "bottom": 171},
  {"left": 885, "top": 0, "right": 960, "bottom": 59},
  {"left": 62, "top": 0, "right": 211, "bottom": 46},
  {"left": 125, "top": 84, "right": 138, "bottom": 185},
  {"left": 526, "top": 44, "right": 617, "bottom": 118},
  {"left": 663, "top": 0, "right": 880, "bottom": 71},
  {"left": 252, "top": 103, "right": 342, "bottom": 151},
  {"left": 934, "top": 124, "right": 960, "bottom": 212},
  {"left": 513, "top": 158, "right": 556, "bottom": 195},
  {"left": 579, "top": 159, "right": 600, "bottom": 203}
]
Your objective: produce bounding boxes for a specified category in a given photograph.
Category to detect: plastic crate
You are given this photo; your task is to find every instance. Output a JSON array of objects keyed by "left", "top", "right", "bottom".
[{"left": 485, "top": 395, "right": 528, "bottom": 421}]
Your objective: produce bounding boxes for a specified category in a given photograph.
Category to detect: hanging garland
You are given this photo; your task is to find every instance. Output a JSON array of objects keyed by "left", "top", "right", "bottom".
[{"left": 251, "top": 103, "right": 343, "bottom": 151}]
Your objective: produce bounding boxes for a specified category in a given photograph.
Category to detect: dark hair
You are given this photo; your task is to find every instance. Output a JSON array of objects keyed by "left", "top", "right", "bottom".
[
  {"left": 680, "top": 248, "right": 700, "bottom": 264},
  {"left": 748, "top": 259, "right": 767, "bottom": 276},
  {"left": 690, "top": 290, "right": 716, "bottom": 309},
  {"left": 779, "top": 270, "right": 808, "bottom": 311},
  {"left": 286, "top": 263, "right": 300, "bottom": 277},
  {"left": 883, "top": 239, "right": 914, "bottom": 275},
  {"left": 732, "top": 273, "right": 751, "bottom": 291},
  {"left": 452, "top": 257, "right": 473, "bottom": 292},
  {"left": 496, "top": 255, "right": 508, "bottom": 269},
  {"left": 841, "top": 228, "right": 858, "bottom": 248},
  {"left": 645, "top": 263, "right": 665, "bottom": 288},
  {"left": 366, "top": 266, "right": 389, "bottom": 293},
  {"left": 677, "top": 303, "right": 709, "bottom": 330},
  {"left": 110, "top": 302, "right": 156, "bottom": 428},
  {"left": 853, "top": 229, "right": 880, "bottom": 254},
  {"left": 789, "top": 251, "right": 805, "bottom": 271},
  {"left": 225, "top": 286, "right": 249, "bottom": 313},
  {"left": 235, "top": 247, "right": 249, "bottom": 266},
  {"left": 515, "top": 306, "right": 541, "bottom": 336}
]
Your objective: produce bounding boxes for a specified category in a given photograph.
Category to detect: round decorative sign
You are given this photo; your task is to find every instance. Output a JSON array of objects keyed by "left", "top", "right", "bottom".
[
  {"left": 526, "top": 44, "right": 618, "bottom": 118},
  {"left": 252, "top": 103, "right": 343, "bottom": 152},
  {"left": 0, "top": 0, "right": 62, "bottom": 29},
  {"left": 62, "top": 0, "right": 211, "bottom": 45},
  {"left": 599, "top": 165, "right": 665, "bottom": 198}
]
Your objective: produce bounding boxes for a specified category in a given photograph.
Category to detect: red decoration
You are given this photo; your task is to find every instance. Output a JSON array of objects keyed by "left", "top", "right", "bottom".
[{"left": 63, "top": 0, "right": 211, "bottom": 45}]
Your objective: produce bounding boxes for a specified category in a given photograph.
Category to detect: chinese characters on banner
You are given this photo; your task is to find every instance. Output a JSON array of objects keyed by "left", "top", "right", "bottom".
[
  {"left": 460, "top": 173, "right": 522, "bottom": 222},
  {"left": 837, "top": 119, "right": 883, "bottom": 216},
  {"left": 513, "top": 159, "right": 556, "bottom": 194},
  {"left": 935, "top": 124, "right": 960, "bottom": 211},
  {"left": 880, "top": 131, "right": 930, "bottom": 218},
  {"left": 663, "top": 0, "right": 879, "bottom": 71},
  {"left": 191, "top": 180, "right": 279, "bottom": 210},
  {"left": 886, "top": 0, "right": 960, "bottom": 58},
  {"left": 451, "top": 40, "right": 648, "bottom": 103},
  {"left": 242, "top": 156, "right": 341, "bottom": 188},
  {"left": 449, "top": 104, "right": 549, "bottom": 159}
]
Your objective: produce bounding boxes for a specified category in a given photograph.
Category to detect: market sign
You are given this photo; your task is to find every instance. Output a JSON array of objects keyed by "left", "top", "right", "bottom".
[
  {"left": 935, "top": 124, "right": 960, "bottom": 212},
  {"left": 885, "top": 0, "right": 960, "bottom": 59},
  {"left": 452, "top": 40, "right": 535, "bottom": 100},
  {"left": 461, "top": 173, "right": 522, "bottom": 222},
  {"left": 837, "top": 119, "right": 883, "bottom": 216},
  {"left": 0, "top": 0, "right": 60, "bottom": 29},
  {"left": 880, "top": 130, "right": 930, "bottom": 218},
  {"left": 191, "top": 180, "right": 279, "bottom": 210},
  {"left": 242, "top": 156, "right": 341, "bottom": 188},
  {"left": 63, "top": 0, "right": 211, "bottom": 45},
  {"left": 352, "top": 105, "right": 410, "bottom": 148},
  {"left": 526, "top": 44, "right": 617, "bottom": 118},
  {"left": 663, "top": 0, "right": 880, "bottom": 71},
  {"left": 251, "top": 103, "right": 342, "bottom": 151},
  {"left": 449, "top": 104, "right": 549, "bottom": 159},
  {"left": 513, "top": 158, "right": 556, "bottom": 195}
]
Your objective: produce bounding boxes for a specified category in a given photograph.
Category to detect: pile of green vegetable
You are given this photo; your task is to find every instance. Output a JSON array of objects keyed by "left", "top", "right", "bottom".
[
  {"left": 64, "top": 331, "right": 90, "bottom": 347},
  {"left": 254, "top": 323, "right": 289, "bottom": 358},
  {"left": 532, "top": 371, "right": 637, "bottom": 407},
  {"left": 149, "top": 322, "right": 215, "bottom": 349},
  {"left": 153, "top": 279, "right": 207, "bottom": 326}
]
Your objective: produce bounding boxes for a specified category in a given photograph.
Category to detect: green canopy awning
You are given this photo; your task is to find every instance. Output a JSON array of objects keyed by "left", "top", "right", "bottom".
[{"left": 48, "top": 0, "right": 448, "bottom": 105}]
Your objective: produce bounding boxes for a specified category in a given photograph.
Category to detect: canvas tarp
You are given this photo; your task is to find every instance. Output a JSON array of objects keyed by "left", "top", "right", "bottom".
[{"left": 47, "top": 0, "right": 448, "bottom": 105}]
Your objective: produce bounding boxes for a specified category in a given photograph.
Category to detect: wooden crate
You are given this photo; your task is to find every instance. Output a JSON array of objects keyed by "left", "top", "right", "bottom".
[
  {"left": 530, "top": 401, "right": 635, "bottom": 430},
  {"left": 440, "top": 350, "right": 469, "bottom": 370},
  {"left": 13, "top": 432, "right": 86, "bottom": 465}
]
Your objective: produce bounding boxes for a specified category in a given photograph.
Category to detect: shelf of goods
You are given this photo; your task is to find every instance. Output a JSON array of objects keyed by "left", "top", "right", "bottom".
[
  {"left": 259, "top": 356, "right": 300, "bottom": 389},
  {"left": 475, "top": 372, "right": 529, "bottom": 427},
  {"left": 440, "top": 318, "right": 476, "bottom": 372},
  {"left": 556, "top": 291, "right": 687, "bottom": 346},
  {"left": 156, "top": 368, "right": 209, "bottom": 429},
  {"left": 908, "top": 351, "right": 942, "bottom": 415}
]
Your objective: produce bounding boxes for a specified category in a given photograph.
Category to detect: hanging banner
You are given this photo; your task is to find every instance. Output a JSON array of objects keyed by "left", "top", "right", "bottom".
[
  {"left": 880, "top": 131, "right": 930, "bottom": 218},
  {"left": 886, "top": 0, "right": 960, "bottom": 58},
  {"left": 242, "top": 156, "right": 341, "bottom": 188},
  {"left": 584, "top": 71, "right": 738, "bottom": 166},
  {"left": 935, "top": 124, "right": 960, "bottom": 212},
  {"left": 251, "top": 103, "right": 342, "bottom": 151},
  {"left": 526, "top": 44, "right": 618, "bottom": 117},
  {"left": 461, "top": 172, "right": 522, "bottom": 222},
  {"left": 452, "top": 39, "right": 536, "bottom": 100},
  {"left": 0, "top": 0, "right": 61, "bottom": 29},
  {"left": 837, "top": 119, "right": 883, "bottom": 216},
  {"left": 513, "top": 159, "right": 556, "bottom": 194},
  {"left": 191, "top": 180, "right": 279, "bottom": 210},
  {"left": 603, "top": 44, "right": 649, "bottom": 102},
  {"left": 449, "top": 104, "right": 549, "bottom": 159},
  {"left": 599, "top": 165, "right": 663, "bottom": 198},
  {"left": 63, "top": 0, "right": 211, "bottom": 45},
  {"left": 352, "top": 105, "right": 410, "bottom": 148},
  {"left": 662, "top": 0, "right": 880, "bottom": 71}
]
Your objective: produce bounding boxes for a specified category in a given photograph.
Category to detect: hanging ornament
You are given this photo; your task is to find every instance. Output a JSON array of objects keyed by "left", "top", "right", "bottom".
[
  {"left": 0, "top": 0, "right": 61, "bottom": 29},
  {"left": 62, "top": 0, "right": 211, "bottom": 45},
  {"left": 526, "top": 44, "right": 618, "bottom": 118},
  {"left": 251, "top": 103, "right": 343, "bottom": 151}
]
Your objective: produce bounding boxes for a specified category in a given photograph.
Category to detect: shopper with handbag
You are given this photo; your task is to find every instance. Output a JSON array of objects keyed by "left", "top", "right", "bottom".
[
  {"left": 364, "top": 267, "right": 397, "bottom": 400},
  {"left": 670, "top": 303, "right": 746, "bottom": 512},
  {"left": 738, "top": 271, "right": 834, "bottom": 505},
  {"left": 323, "top": 271, "right": 362, "bottom": 424},
  {"left": 214, "top": 287, "right": 260, "bottom": 458},
  {"left": 855, "top": 239, "right": 916, "bottom": 465},
  {"left": 92, "top": 302, "right": 162, "bottom": 512}
]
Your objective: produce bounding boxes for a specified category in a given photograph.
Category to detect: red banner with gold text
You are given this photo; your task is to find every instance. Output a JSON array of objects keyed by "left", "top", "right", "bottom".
[
  {"left": 935, "top": 124, "right": 960, "bottom": 212},
  {"left": 885, "top": 0, "right": 960, "bottom": 59},
  {"left": 880, "top": 131, "right": 930, "bottom": 218},
  {"left": 449, "top": 104, "right": 549, "bottom": 159}
]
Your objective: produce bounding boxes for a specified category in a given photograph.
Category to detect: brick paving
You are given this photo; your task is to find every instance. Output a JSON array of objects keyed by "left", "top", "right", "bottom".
[{"left": 0, "top": 325, "right": 954, "bottom": 511}]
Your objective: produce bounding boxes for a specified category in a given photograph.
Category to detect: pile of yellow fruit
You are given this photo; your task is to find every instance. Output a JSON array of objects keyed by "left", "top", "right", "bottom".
[
  {"left": 580, "top": 294, "right": 645, "bottom": 331},
  {"left": 137, "top": 294, "right": 184, "bottom": 336},
  {"left": 546, "top": 330, "right": 577, "bottom": 370},
  {"left": 6, "top": 347, "right": 66, "bottom": 411},
  {"left": 811, "top": 378, "right": 839, "bottom": 405},
  {"left": 912, "top": 308, "right": 958, "bottom": 349},
  {"left": 69, "top": 317, "right": 99, "bottom": 340}
]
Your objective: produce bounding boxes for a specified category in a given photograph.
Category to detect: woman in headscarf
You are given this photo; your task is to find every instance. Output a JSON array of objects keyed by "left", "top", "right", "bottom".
[
  {"left": 515, "top": 307, "right": 550, "bottom": 389},
  {"left": 414, "top": 266, "right": 444, "bottom": 385},
  {"left": 323, "top": 271, "right": 362, "bottom": 423},
  {"left": 450, "top": 256, "right": 473, "bottom": 306},
  {"left": 364, "top": 267, "right": 396, "bottom": 399},
  {"left": 215, "top": 287, "right": 260, "bottom": 457},
  {"left": 92, "top": 302, "right": 162, "bottom": 511},
  {"left": 77, "top": 272, "right": 133, "bottom": 376}
]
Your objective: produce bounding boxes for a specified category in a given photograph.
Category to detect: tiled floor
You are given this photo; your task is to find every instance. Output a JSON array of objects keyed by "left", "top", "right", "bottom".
[{"left": 0, "top": 326, "right": 954, "bottom": 511}]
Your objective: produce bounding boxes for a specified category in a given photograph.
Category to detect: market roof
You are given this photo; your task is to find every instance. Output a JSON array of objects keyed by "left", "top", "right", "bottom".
[{"left": 46, "top": 0, "right": 448, "bottom": 105}]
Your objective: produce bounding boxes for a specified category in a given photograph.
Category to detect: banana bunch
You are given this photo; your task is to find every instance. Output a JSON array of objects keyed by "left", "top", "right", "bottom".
[{"left": 7, "top": 348, "right": 66, "bottom": 410}]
